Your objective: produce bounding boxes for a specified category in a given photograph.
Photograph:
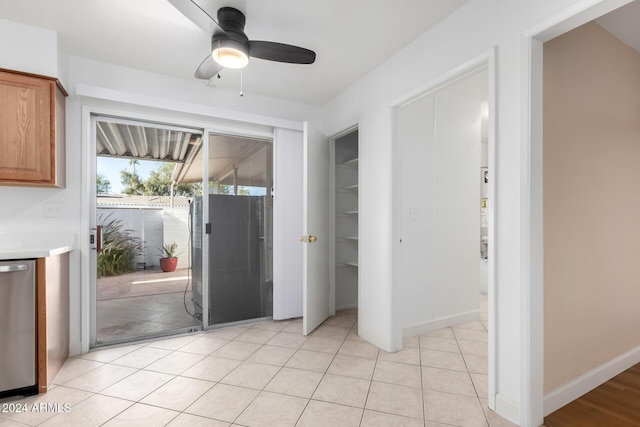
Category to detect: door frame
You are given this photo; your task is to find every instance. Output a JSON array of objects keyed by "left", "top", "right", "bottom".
[
  {"left": 523, "top": 0, "right": 633, "bottom": 424},
  {"left": 390, "top": 47, "right": 497, "bottom": 406},
  {"left": 80, "top": 101, "right": 296, "bottom": 353},
  {"left": 88, "top": 111, "right": 207, "bottom": 346}
]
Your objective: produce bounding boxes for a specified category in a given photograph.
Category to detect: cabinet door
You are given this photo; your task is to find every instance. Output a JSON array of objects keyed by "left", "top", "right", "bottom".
[{"left": 0, "top": 71, "right": 53, "bottom": 184}]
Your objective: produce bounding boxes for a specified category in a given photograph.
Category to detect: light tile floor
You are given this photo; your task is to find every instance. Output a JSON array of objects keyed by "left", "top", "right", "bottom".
[{"left": 0, "top": 295, "right": 516, "bottom": 427}]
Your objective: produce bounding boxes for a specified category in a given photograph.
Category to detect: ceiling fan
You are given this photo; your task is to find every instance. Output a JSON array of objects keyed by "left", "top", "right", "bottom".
[{"left": 168, "top": 0, "right": 316, "bottom": 80}]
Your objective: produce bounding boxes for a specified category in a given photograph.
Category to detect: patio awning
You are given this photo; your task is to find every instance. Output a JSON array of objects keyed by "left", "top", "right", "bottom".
[
  {"left": 173, "top": 133, "right": 271, "bottom": 188},
  {"left": 95, "top": 116, "right": 271, "bottom": 190},
  {"left": 96, "top": 117, "right": 202, "bottom": 163}
]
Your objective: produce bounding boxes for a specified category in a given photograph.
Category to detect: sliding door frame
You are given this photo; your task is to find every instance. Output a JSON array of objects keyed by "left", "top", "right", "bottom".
[{"left": 81, "top": 102, "right": 284, "bottom": 352}]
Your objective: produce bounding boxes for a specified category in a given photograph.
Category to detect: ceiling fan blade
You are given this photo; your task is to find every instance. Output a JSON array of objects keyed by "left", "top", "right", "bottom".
[
  {"left": 168, "top": 0, "right": 226, "bottom": 35},
  {"left": 249, "top": 41, "right": 316, "bottom": 64},
  {"left": 194, "top": 54, "right": 221, "bottom": 80}
]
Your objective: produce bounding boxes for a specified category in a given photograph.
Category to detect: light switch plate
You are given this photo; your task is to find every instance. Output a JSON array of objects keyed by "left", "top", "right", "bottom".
[
  {"left": 410, "top": 206, "right": 422, "bottom": 220},
  {"left": 44, "top": 202, "right": 63, "bottom": 218}
]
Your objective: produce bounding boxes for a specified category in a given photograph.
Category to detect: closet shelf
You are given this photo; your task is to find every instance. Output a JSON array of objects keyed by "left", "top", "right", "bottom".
[
  {"left": 333, "top": 134, "right": 358, "bottom": 304},
  {"left": 336, "top": 261, "right": 359, "bottom": 268},
  {"left": 338, "top": 158, "right": 358, "bottom": 168}
]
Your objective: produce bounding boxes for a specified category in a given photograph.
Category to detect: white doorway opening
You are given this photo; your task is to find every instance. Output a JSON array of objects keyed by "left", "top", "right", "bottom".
[{"left": 391, "top": 51, "right": 496, "bottom": 407}]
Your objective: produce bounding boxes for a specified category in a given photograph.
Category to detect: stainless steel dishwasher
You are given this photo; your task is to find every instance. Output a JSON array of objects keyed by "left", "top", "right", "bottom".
[{"left": 0, "top": 259, "right": 37, "bottom": 397}]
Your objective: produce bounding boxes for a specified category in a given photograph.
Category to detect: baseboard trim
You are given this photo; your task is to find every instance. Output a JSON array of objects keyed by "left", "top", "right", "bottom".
[
  {"left": 402, "top": 310, "right": 480, "bottom": 337},
  {"left": 543, "top": 344, "right": 640, "bottom": 416},
  {"left": 336, "top": 303, "right": 358, "bottom": 311},
  {"left": 495, "top": 394, "right": 520, "bottom": 425}
]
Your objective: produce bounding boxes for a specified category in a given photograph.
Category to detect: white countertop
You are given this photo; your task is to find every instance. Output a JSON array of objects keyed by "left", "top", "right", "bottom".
[{"left": 0, "top": 232, "right": 76, "bottom": 260}]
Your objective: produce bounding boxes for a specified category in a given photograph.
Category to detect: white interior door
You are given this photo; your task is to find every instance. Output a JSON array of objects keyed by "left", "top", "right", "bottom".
[
  {"left": 395, "top": 72, "right": 483, "bottom": 336},
  {"left": 302, "top": 122, "right": 330, "bottom": 335},
  {"left": 273, "top": 128, "right": 304, "bottom": 320}
]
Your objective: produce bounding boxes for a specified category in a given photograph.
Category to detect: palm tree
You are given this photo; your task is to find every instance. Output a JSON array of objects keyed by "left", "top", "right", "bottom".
[{"left": 128, "top": 159, "right": 139, "bottom": 174}]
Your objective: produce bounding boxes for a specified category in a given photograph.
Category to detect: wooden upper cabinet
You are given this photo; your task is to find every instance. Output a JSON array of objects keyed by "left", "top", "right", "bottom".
[{"left": 0, "top": 68, "right": 67, "bottom": 188}]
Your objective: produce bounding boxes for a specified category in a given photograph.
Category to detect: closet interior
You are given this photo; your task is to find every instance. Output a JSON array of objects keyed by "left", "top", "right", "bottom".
[{"left": 331, "top": 129, "right": 359, "bottom": 311}]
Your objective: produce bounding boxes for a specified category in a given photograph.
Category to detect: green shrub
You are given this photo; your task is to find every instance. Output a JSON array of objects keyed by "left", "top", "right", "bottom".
[
  {"left": 97, "top": 214, "right": 143, "bottom": 277},
  {"left": 159, "top": 242, "right": 181, "bottom": 258}
]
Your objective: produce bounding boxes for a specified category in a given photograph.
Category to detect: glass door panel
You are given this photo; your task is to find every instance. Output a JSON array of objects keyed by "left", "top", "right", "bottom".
[
  {"left": 192, "top": 133, "right": 273, "bottom": 326},
  {"left": 92, "top": 116, "right": 204, "bottom": 346}
]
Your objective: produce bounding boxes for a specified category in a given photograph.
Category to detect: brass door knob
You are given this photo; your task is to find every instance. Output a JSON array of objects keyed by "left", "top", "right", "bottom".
[{"left": 308, "top": 235, "right": 317, "bottom": 243}]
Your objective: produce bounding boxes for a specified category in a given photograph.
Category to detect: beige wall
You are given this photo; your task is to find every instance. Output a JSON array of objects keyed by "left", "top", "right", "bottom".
[{"left": 544, "top": 21, "right": 640, "bottom": 393}]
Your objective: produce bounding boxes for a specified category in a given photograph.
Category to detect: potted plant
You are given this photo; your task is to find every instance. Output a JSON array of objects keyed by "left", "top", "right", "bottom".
[{"left": 159, "top": 242, "right": 180, "bottom": 272}]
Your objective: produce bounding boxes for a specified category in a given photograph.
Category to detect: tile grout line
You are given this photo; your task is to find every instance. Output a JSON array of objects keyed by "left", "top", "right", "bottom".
[
  {"left": 114, "top": 324, "right": 267, "bottom": 425},
  {"left": 420, "top": 330, "right": 429, "bottom": 426},
  {"left": 358, "top": 340, "right": 379, "bottom": 427},
  {"left": 454, "top": 316, "right": 491, "bottom": 427},
  {"left": 228, "top": 323, "right": 302, "bottom": 426},
  {"left": 293, "top": 315, "right": 358, "bottom": 426},
  {"left": 291, "top": 316, "right": 366, "bottom": 427}
]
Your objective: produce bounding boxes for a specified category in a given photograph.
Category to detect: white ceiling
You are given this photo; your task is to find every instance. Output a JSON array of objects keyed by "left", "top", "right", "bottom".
[{"left": 0, "top": 0, "right": 470, "bottom": 106}]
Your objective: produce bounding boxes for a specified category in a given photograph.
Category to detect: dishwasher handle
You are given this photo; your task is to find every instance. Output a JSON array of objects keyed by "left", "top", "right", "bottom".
[{"left": 0, "top": 264, "right": 29, "bottom": 273}]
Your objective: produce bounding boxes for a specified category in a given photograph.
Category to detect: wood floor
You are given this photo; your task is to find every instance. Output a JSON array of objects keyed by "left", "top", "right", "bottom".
[{"left": 544, "top": 363, "right": 640, "bottom": 427}]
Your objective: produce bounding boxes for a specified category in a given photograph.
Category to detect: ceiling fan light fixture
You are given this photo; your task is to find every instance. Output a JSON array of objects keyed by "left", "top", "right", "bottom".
[{"left": 212, "top": 39, "right": 249, "bottom": 69}]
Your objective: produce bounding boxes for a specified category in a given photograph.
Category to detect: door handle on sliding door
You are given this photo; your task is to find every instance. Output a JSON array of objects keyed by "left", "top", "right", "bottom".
[{"left": 96, "top": 225, "right": 103, "bottom": 253}]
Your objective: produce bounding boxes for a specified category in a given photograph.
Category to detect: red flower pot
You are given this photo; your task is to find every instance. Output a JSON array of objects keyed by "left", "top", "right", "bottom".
[{"left": 159, "top": 257, "right": 178, "bottom": 272}]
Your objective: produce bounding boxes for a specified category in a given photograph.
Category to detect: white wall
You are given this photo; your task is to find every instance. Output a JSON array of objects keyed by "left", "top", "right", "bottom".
[
  {"left": 432, "top": 88, "right": 481, "bottom": 319},
  {"left": 396, "top": 93, "right": 437, "bottom": 331},
  {"left": 97, "top": 207, "right": 164, "bottom": 268},
  {"left": 162, "top": 207, "right": 191, "bottom": 270},
  {"left": 0, "top": 18, "right": 58, "bottom": 77},
  {"left": 396, "top": 82, "right": 481, "bottom": 337},
  {"left": 66, "top": 56, "right": 322, "bottom": 126},
  {"left": 96, "top": 206, "right": 191, "bottom": 270},
  {"left": 0, "top": 19, "right": 83, "bottom": 354}
]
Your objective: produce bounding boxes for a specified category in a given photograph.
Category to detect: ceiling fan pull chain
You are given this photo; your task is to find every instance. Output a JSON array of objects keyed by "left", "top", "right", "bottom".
[{"left": 240, "top": 71, "right": 244, "bottom": 97}]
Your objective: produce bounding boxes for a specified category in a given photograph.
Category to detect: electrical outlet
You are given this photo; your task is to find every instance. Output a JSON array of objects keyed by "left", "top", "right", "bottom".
[{"left": 44, "top": 202, "right": 63, "bottom": 218}]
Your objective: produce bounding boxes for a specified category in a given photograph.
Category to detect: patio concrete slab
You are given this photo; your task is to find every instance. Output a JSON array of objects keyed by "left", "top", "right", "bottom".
[{"left": 97, "top": 268, "right": 200, "bottom": 344}]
